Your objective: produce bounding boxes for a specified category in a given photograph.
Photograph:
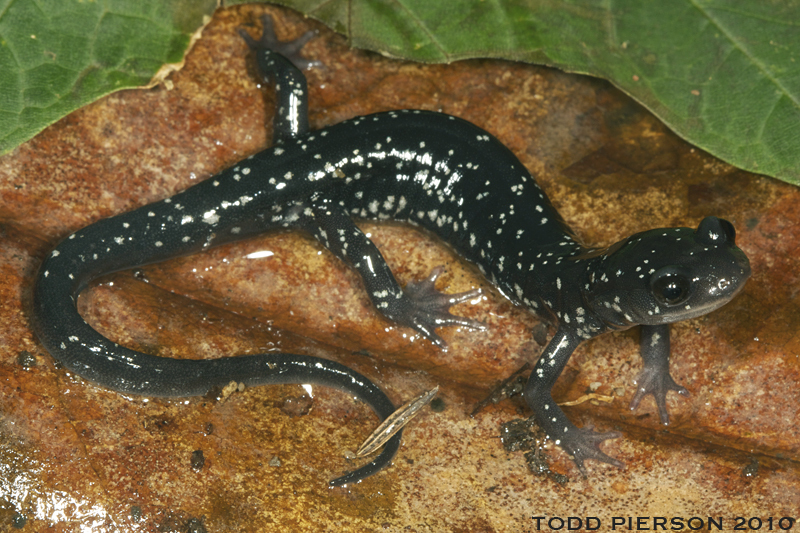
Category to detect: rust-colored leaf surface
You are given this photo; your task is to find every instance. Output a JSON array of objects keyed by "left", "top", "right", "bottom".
[{"left": 0, "top": 5, "right": 797, "bottom": 532}]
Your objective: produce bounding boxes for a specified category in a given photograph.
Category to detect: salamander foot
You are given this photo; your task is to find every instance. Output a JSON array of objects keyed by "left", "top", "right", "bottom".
[
  {"left": 239, "top": 14, "right": 320, "bottom": 70},
  {"left": 560, "top": 425, "right": 623, "bottom": 475},
  {"left": 400, "top": 267, "right": 484, "bottom": 349},
  {"left": 630, "top": 366, "right": 689, "bottom": 425}
]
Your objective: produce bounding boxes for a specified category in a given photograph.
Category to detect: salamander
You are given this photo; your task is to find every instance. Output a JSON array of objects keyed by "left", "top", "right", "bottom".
[{"left": 32, "top": 16, "right": 751, "bottom": 483}]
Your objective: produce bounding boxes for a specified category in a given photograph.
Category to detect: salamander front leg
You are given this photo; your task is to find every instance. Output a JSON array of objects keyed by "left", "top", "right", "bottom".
[
  {"left": 524, "top": 329, "right": 622, "bottom": 474},
  {"left": 303, "top": 201, "right": 483, "bottom": 348},
  {"left": 630, "top": 324, "right": 689, "bottom": 424},
  {"left": 402, "top": 266, "right": 484, "bottom": 348}
]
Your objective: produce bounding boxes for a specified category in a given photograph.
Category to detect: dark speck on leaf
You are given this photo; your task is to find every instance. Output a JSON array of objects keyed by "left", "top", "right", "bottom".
[
  {"left": 500, "top": 417, "right": 544, "bottom": 453},
  {"left": 16, "top": 350, "right": 36, "bottom": 368},
  {"left": 280, "top": 394, "right": 313, "bottom": 417},
  {"left": 500, "top": 417, "right": 565, "bottom": 482},
  {"left": 12, "top": 513, "right": 27, "bottom": 529},
  {"left": 203, "top": 386, "right": 224, "bottom": 402},
  {"left": 429, "top": 397, "right": 445, "bottom": 412},
  {"left": 532, "top": 323, "right": 549, "bottom": 346},
  {"left": 742, "top": 458, "right": 759, "bottom": 478},
  {"left": 186, "top": 517, "right": 207, "bottom": 533},
  {"left": 190, "top": 450, "right": 205, "bottom": 471}
]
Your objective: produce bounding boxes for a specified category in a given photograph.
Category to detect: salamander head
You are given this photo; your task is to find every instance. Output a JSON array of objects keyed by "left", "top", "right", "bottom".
[{"left": 585, "top": 216, "right": 751, "bottom": 327}]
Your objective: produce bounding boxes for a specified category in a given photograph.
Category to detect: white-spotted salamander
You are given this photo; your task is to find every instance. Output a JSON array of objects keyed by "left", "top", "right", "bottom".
[{"left": 32, "top": 16, "right": 751, "bottom": 482}]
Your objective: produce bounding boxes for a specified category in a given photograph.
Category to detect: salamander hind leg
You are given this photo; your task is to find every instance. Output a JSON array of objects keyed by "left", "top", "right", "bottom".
[
  {"left": 525, "top": 330, "right": 623, "bottom": 474},
  {"left": 239, "top": 14, "right": 317, "bottom": 141},
  {"left": 530, "top": 394, "right": 623, "bottom": 475}
]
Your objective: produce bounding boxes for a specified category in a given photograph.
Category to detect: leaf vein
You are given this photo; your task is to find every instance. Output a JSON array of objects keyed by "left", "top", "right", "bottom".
[
  {"left": 392, "top": 0, "right": 448, "bottom": 61},
  {"left": 688, "top": 0, "right": 800, "bottom": 111}
]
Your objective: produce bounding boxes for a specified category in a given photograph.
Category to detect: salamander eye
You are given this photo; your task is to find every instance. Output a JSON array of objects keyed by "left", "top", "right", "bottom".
[
  {"left": 650, "top": 268, "right": 691, "bottom": 306},
  {"left": 719, "top": 218, "right": 736, "bottom": 243}
]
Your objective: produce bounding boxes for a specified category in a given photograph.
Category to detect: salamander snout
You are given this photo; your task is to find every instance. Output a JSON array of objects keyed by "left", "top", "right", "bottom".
[
  {"left": 694, "top": 215, "right": 751, "bottom": 281},
  {"left": 586, "top": 216, "right": 751, "bottom": 327}
]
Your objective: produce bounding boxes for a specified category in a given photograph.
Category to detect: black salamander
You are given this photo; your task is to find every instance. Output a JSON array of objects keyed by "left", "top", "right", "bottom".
[{"left": 32, "top": 17, "right": 751, "bottom": 482}]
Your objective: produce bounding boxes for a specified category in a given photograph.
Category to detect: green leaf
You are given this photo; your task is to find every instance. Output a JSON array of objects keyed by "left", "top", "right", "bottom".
[
  {"left": 5, "top": 0, "right": 800, "bottom": 185},
  {"left": 0, "top": 0, "right": 216, "bottom": 154},
  {"left": 257, "top": 0, "right": 800, "bottom": 184}
]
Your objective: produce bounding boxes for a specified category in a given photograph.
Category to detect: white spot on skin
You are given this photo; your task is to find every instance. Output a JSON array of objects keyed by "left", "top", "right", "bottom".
[
  {"left": 650, "top": 332, "right": 661, "bottom": 347},
  {"left": 203, "top": 210, "right": 219, "bottom": 225}
]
